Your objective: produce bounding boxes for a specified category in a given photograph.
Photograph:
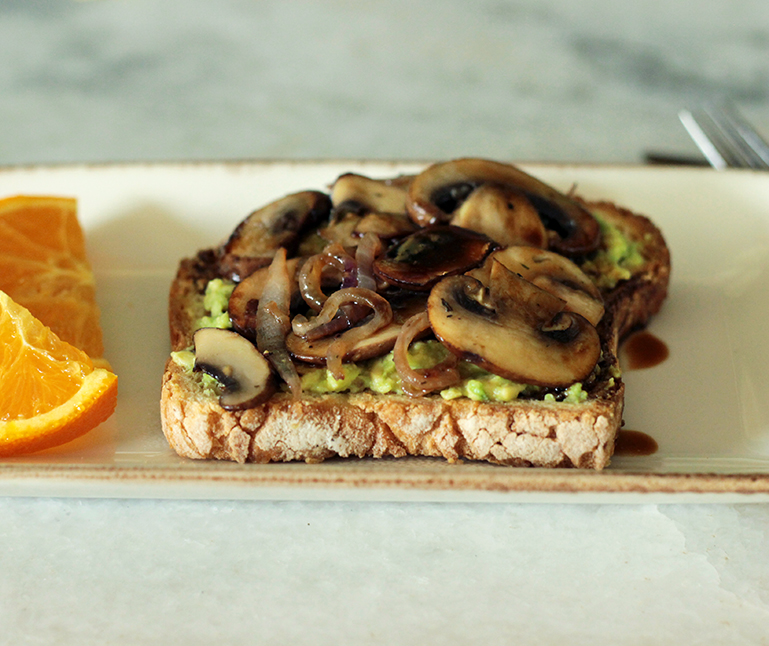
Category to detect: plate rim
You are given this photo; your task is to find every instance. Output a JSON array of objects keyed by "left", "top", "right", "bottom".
[{"left": 3, "top": 159, "right": 769, "bottom": 501}]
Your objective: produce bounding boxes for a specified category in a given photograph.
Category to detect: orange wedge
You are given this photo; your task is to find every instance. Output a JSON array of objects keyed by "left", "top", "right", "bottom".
[
  {"left": 0, "top": 195, "right": 106, "bottom": 362},
  {"left": 0, "top": 290, "right": 117, "bottom": 456}
]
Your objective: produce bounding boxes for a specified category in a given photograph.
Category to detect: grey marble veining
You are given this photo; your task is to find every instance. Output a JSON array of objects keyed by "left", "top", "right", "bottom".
[{"left": 1, "top": 0, "right": 768, "bottom": 165}]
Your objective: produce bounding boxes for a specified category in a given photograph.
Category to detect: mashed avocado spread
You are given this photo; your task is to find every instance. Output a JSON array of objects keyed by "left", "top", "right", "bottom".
[
  {"left": 301, "top": 339, "right": 549, "bottom": 402},
  {"left": 580, "top": 213, "right": 645, "bottom": 290},
  {"left": 178, "top": 214, "right": 643, "bottom": 405},
  {"left": 179, "top": 277, "right": 589, "bottom": 403},
  {"left": 298, "top": 343, "right": 587, "bottom": 403},
  {"left": 196, "top": 278, "right": 235, "bottom": 329}
]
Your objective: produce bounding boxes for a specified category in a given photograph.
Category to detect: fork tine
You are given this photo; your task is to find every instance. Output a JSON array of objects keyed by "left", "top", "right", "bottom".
[
  {"left": 702, "top": 103, "right": 769, "bottom": 169},
  {"left": 716, "top": 103, "right": 769, "bottom": 168},
  {"left": 679, "top": 104, "right": 769, "bottom": 170},
  {"left": 678, "top": 109, "right": 730, "bottom": 169}
]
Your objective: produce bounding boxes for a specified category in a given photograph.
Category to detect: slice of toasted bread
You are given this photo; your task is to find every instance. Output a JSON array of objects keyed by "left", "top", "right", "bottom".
[{"left": 160, "top": 185, "right": 670, "bottom": 470}]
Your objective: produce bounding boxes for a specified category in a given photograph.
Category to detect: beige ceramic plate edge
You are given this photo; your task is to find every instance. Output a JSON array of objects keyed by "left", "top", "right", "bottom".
[{"left": 2, "top": 160, "right": 769, "bottom": 502}]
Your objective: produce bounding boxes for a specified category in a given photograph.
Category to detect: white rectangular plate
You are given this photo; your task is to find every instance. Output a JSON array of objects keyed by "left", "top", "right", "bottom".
[{"left": 2, "top": 160, "right": 769, "bottom": 502}]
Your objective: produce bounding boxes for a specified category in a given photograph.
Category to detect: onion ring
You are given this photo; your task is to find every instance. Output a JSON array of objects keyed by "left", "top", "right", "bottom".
[
  {"left": 298, "top": 243, "right": 355, "bottom": 311},
  {"left": 318, "top": 288, "right": 393, "bottom": 379},
  {"left": 393, "top": 311, "right": 460, "bottom": 397}
]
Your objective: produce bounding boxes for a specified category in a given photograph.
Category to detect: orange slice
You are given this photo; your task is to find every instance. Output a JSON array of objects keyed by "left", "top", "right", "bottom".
[
  {"left": 0, "top": 291, "right": 117, "bottom": 456},
  {"left": 0, "top": 195, "right": 106, "bottom": 362}
]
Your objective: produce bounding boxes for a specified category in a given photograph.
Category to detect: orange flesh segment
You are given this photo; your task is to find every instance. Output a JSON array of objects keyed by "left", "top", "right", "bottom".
[
  {"left": 0, "top": 195, "right": 118, "bottom": 456},
  {"left": 0, "top": 291, "right": 117, "bottom": 455},
  {"left": 0, "top": 195, "right": 105, "bottom": 360}
]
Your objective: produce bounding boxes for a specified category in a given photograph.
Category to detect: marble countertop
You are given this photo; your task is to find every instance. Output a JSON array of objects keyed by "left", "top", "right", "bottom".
[{"left": 2, "top": 1, "right": 769, "bottom": 644}]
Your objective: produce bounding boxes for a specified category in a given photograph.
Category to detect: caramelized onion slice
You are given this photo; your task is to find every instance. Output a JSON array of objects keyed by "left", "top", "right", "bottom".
[
  {"left": 298, "top": 287, "right": 393, "bottom": 379},
  {"left": 255, "top": 248, "right": 301, "bottom": 397},
  {"left": 229, "top": 257, "right": 303, "bottom": 339},
  {"left": 286, "top": 292, "right": 428, "bottom": 365},
  {"left": 298, "top": 243, "right": 355, "bottom": 311},
  {"left": 393, "top": 312, "right": 460, "bottom": 397},
  {"left": 355, "top": 232, "right": 382, "bottom": 292}
]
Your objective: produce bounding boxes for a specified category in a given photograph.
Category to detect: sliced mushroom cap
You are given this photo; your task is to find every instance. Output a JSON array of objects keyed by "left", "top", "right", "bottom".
[
  {"left": 193, "top": 327, "right": 275, "bottom": 409},
  {"left": 373, "top": 225, "right": 497, "bottom": 291},
  {"left": 220, "top": 191, "right": 331, "bottom": 280},
  {"left": 319, "top": 210, "right": 416, "bottom": 247},
  {"left": 317, "top": 211, "right": 361, "bottom": 247},
  {"left": 427, "top": 261, "right": 600, "bottom": 387},
  {"left": 469, "top": 247, "right": 605, "bottom": 326},
  {"left": 326, "top": 174, "right": 416, "bottom": 242},
  {"left": 330, "top": 173, "right": 409, "bottom": 215},
  {"left": 353, "top": 211, "right": 417, "bottom": 239},
  {"left": 450, "top": 184, "right": 547, "bottom": 248},
  {"left": 406, "top": 158, "right": 600, "bottom": 256},
  {"left": 383, "top": 173, "right": 416, "bottom": 190}
]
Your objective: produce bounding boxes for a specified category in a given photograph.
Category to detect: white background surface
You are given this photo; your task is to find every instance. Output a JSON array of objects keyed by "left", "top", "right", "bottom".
[{"left": 2, "top": 1, "right": 769, "bottom": 643}]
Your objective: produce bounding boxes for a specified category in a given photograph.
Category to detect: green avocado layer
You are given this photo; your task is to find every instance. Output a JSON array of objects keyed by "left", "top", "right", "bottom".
[
  {"left": 186, "top": 279, "right": 589, "bottom": 403},
  {"left": 299, "top": 339, "right": 553, "bottom": 403},
  {"left": 580, "top": 212, "right": 645, "bottom": 290},
  {"left": 182, "top": 209, "right": 643, "bottom": 404}
]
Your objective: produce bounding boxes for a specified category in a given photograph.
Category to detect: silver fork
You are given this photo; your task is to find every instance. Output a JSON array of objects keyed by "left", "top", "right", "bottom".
[{"left": 679, "top": 103, "right": 769, "bottom": 170}]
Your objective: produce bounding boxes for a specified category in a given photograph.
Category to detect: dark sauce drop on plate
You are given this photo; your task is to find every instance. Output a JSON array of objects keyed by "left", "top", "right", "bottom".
[
  {"left": 614, "top": 429, "right": 659, "bottom": 456},
  {"left": 622, "top": 331, "right": 669, "bottom": 370},
  {"left": 615, "top": 332, "right": 666, "bottom": 457}
]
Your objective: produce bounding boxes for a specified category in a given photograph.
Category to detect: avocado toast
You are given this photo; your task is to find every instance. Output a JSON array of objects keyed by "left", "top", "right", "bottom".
[{"left": 160, "top": 158, "right": 670, "bottom": 469}]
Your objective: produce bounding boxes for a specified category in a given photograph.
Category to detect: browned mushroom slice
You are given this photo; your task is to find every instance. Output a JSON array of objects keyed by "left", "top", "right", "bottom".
[
  {"left": 328, "top": 173, "right": 417, "bottom": 241},
  {"left": 385, "top": 173, "right": 417, "bottom": 189},
  {"left": 330, "top": 173, "right": 409, "bottom": 215},
  {"left": 470, "top": 247, "right": 605, "bottom": 326},
  {"left": 220, "top": 191, "right": 331, "bottom": 280},
  {"left": 193, "top": 327, "right": 275, "bottom": 409},
  {"left": 427, "top": 261, "right": 600, "bottom": 387},
  {"left": 406, "top": 158, "right": 599, "bottom": 256},
  {"left": 450, "top": 184, "right": 547, "bottom": 248},
  {"left": 354, "top": 211, "right": 417, "bottom": 239},
  {"left": 373, "top": 225, "right": 497, "bottom": 291}
]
